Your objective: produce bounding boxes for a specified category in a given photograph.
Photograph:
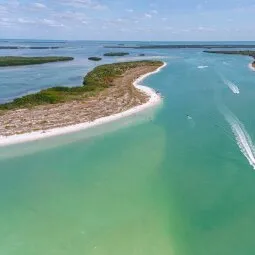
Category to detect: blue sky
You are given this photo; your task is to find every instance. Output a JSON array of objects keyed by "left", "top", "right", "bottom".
[{"left": 0, "top": 0, "right": 254, "bottom": 41}]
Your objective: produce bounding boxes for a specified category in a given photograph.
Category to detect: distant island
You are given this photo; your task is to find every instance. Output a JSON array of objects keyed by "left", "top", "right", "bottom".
[
  {"left": 0, "top": 46, "right": 62, "bottom": 49},
  {"left": 0, "top": 40, "right": 66, "bottom": 44},
  {"left": 0, "top": 56, "right": 74, "bottom": 67},
  {"left": 88, "top": 57, "right": 102, "bottom": 61},
  {"left": 104, "top": 52, "right": 129, "bottom": 57},
  {"left": 104, "top": 44, "right": 255, "bottom": 49},
  {"left": 0, "top": 61, "right": 164, "bottom": 137},
  {"left": 204, "top": 50, "right": 255, "bottom": 68}
]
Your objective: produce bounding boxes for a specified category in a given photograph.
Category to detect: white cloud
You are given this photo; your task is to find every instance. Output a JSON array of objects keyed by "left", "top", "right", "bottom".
[
  {"left": 197, "top": 26, "right": 215, "bottom": 32},
  {"left": 53, "top": 11, "right": 88, "bottom": 24},
  {"left": 0, "top": 17, "right": 9, "bottom": 22},
  {"left": 0, "top": 5, "right": 8, "bottom": 14},
  {"left": 181, "top": 29, "right": 191, "bottom": 32},
  {"left": 149, "top": 3, "right": 157, "bottom": 8},
  {"left": 0, "top": 17, "right": 12, "bottom": 27},
  {"left": 0, "top": 21, "right": 11, "bottom": 27},
  {"left": 17, "top": 18, "right": 35, "bottom": 24},
  {"left": 57, "top": 0, "right": 107, "bottom": 10},
  {"left": 40, "top": 18, "right": 64, "bottom": 27},
  {"left": 126, "top": 9, "right": 134, "bottom": 13},
  {"left": 6, "top": 0, "right": 20, "bottom": 8},
  {"left": 32, "top": 3, "right": 47, "bottom": 9},
  {"left": 150, "top": 10, "right": 158, "bottom": 14},
  {"left": 145, "top": 13, "right": 152, "bottom": 18},
  {"left": 118, "top": 28, "right": 129, "bottom": 32},
  {"left": 16, "top": 17, "right": 64, "bottom": 27}
]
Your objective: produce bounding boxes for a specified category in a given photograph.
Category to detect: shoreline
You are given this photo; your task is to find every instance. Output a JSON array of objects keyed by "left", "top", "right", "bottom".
[
  {"left": 0, "top": 62, "right": 167, "bottom": 146},
  {"left": 248, "top": 62, "right": 255, "bottom": 71}
]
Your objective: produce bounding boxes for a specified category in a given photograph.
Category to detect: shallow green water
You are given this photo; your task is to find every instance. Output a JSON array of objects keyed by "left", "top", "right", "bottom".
[{"left": 1, "top": 43, "right": 255, "bottom": 254}]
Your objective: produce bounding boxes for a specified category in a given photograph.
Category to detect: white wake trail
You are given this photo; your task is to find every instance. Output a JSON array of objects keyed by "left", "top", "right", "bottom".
[
  {"left": 223, "top": 79, "right": 240, "bottom": 94},
  {"left": 197, "top": 65, "right": 208, "bottom": 69},
  {"left": 222, "top": 108, "right": 255, "bottom": 169}
]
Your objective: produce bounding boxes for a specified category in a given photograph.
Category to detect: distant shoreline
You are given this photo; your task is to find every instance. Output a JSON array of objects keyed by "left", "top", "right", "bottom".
[
  {"left": 0, "top": 46, "right": 62, "bottom": 49},
  {"left": 104, "top": 44, "right": 255, "bottom": 49},
  {"left": 0, "top": 61, "right": 166, "bottom": 146},
  {"left": 249, "top": 62, "right": 255, "bottom": 71},
  {"left": 204, "top": 50, "right": 255, "bottom": 72},
  {"left": 0, "top": 56, "right": 74, "bottom": 67}
]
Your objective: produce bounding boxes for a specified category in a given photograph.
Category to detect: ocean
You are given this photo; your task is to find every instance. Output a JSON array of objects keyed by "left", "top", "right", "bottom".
[{"left": 1, "top": 40, "right": 255, "bottom": 255}]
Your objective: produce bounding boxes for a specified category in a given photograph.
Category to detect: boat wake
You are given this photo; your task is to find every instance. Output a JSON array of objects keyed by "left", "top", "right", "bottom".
[
  {"left": 221, "top": 107, "right": 255, "bottom": 169},
  {"left": 197, "top": 65, "right": 208, "bottom": 69},
  {"left": 223, "top": 79, "right": 240, "bottom": 94}
]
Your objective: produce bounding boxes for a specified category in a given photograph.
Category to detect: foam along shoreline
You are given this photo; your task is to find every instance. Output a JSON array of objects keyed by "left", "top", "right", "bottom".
[
  {"left": 248, "top": 62, "right": 255, "bottom": 71},
  {"left": 0, "top": 62, "right": 167, "bottom": 146}
]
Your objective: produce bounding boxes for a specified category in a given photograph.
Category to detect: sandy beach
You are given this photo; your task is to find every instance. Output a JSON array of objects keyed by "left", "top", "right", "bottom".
[
  {"left": 248, "top": 62, "right": 255, "bottom": 71},
  {"left": 0, "top": 62, "right": 166, "bottom": 146}
]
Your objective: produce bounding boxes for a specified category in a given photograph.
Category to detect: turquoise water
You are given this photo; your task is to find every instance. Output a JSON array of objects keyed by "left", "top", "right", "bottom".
[{"left": 1, "top": 41, "right": 255, "bottom": 254}]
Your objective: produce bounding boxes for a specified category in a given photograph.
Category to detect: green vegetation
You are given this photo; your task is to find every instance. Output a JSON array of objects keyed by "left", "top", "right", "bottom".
[
  {"left": 0, "top": 46, "right": 61, "bottom": 49},
  {"left": 104, "top": 52, "right": 129, "bottom": 57},
  {"left": 88, "top": 57, "right": 102, "bottom": 61},
  {"left": 204, "top": 50, "right": 255, "bottom": 69},
  {"left": 104, "top": 44, "right": 255, "bottom": 49},
  {"left": 204, "top": 50, "right": 255, "bottom": 58},
  {"left": 0, "top": 60, "right": 163, "bottom": 111},
  {"left": 0, "top": 56, "right": 74, "bottom": 67}
]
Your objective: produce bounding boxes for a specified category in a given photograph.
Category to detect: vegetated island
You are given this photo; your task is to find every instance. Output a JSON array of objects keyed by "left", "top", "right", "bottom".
[
  {"left": 104, "top": 44, "right": 255, "bottom": 49},
  {"left": 0, "top": 56, "right": 74, "bottom": 67},
  {"left": 0, "top": 46, "right": 62, "bottom": 50},
  {"left": 104, "top": 52, "right": 129, "bottom": 57},
  {"left": 0, "top": 40, "right": 66, "bottom": 44},
  {"left": 88, "top": 57, "right": 102, "bottom": 61},
  {"left": 204, "top": 50, "right": 255, "bottom": 68},
  {"left": 0, "top": 61, "right": 163, "bottom": 136}
]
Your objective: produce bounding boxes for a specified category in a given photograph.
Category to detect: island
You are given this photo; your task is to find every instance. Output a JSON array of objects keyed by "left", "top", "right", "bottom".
[
  {"left": 0, "top": 61, "right": 164, "bottom": 137},
  {"left": 104, "top": 44, "right": 255, "bottom": 49},
  {"left": 204, "top": 50, "right": 255, "bottom": 69},
  {"left": 104, "top": 52, "right": 129, "bottom": 57},
  {"left": 0, "top": 56, "right": 74, "bottom": 67},
  {"left": 0, "top": 46, "right": 62, "bottom": 49},
  {"left": 88, "top": 57, "right": 102, "bottom": 61}
]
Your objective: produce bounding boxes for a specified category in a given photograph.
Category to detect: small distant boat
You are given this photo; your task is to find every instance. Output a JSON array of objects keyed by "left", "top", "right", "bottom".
[
  {"left": 186, "top": 114, "right": 192, "bottom": 120},
  {"left": 155, "top": 90, "right": 163, "bottom": 98}
]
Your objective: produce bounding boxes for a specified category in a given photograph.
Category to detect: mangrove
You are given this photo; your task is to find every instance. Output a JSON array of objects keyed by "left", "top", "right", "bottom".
[
  {"left": 0, "top": 56, "right": 74, "bottom": 67},
  {"left": 88, "top": 57, "right": 102, "bottom": 61},
  {"left": 0, "top": 60, "right": 162, "bottom": 110},
  {"left": 104, "top": 52, "right": 129, "bottom": 57}
]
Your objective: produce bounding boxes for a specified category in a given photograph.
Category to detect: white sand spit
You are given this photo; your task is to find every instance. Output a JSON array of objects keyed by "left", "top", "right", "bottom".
[{"left": 0, "top": 62, "right": 167, "bottom": 146}]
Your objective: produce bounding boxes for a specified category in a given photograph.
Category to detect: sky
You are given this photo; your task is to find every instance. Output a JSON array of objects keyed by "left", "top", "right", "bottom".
[{"left": 0, "top": 0, "right": 255, "bottom": 41}]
